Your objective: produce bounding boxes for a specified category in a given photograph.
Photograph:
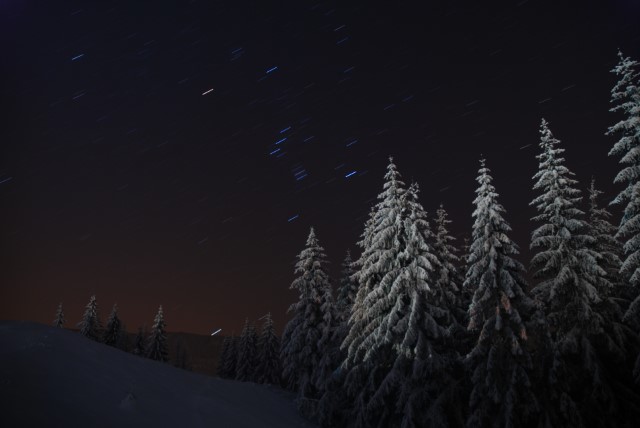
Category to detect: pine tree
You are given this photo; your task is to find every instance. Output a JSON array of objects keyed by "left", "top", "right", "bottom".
[
  {"left": 607, "top": 50, "right": 640, "bottom": 384},
  {"left": 255, "top": 313, "right": 282, "bottom": 384},
  {"left": 236, "top": 318, "right": 258, "bottom": 381},
  {"left": 103, "top": 304, "right": 123, "bottom": 347},
  {"left": 78, "top": 295, "right": 102, "bottom": 341},
  {"left": 530, "top": 120, "right": 632, "bottom": 426},
  {"left": 174, "top": 339, "right": 190, "bottom": 370},
  {"left": 133, "top": 326, "right": 146, "bottom": 356},
  {"left": 53, "top": 303, "right": 64, "bottom": 328},
  {"left": 146, "top": 306, "right": 169, "bottom": 362},
  {"left": 465, "top": 158, "right": 537, "bottom": 428},
  {"left": 336, "top": 159, "right": 461, "bottom": 427},
  {"left": 330, "top": 251, "right": 359, "bottom": 366},
  {"left": 217, "top": 335, "right": 234, "bottom": 378},
  {"left": 433, "top": 204, "right": 467, "bottom": 335},
  {"left": 280, "top": 227, "right": 334, "bottom": 412}
]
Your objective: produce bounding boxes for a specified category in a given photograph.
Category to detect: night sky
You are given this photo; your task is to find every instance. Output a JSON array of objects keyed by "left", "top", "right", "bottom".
[{"left": 1, "top": 0, "right": 639, "bottom": 335}]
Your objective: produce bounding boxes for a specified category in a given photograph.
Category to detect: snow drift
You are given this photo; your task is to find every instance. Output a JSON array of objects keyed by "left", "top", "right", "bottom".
[{"left": 0, "top": 321, "right": 315, "bottom": 428}]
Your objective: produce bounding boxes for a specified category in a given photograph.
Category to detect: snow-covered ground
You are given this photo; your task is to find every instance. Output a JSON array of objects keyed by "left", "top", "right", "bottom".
[{"left": 0, "top": 321, "right": 316, "bottom": 428}]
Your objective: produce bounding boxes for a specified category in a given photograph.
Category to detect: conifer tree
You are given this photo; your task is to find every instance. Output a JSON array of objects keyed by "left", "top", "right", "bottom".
[
  {"left": 78, "top": 295, "right": 102, "bottom": 341},
  {"left": 255, "top": 313, "right": 282, "bottom": 384},
  {"left": 133, "top": 326, "right": 146, "bottom": 356},
  {"left": 174, "top": 339, "right": 190, "bottom": 370},
  {"left": 103, "top": 304, "right": 123, "bottom": 347},
  {"left": 465, "top": 158, "right": 537, "bottom": 428},
  {"left": 236, "top": 318, "right": 258, "bottom": 382},
  {"left": 217, "top": 335, "right": 234, "bottom": 378},
  {"left": 433, "top": 203, "right": 467, "bottom": 333},
  {"left": 53, "top": 302, "right": 65, "bottom": 328},
  {"left": 607, "top": 51, "right": 640, "bottom": 384},
  {"left": 530, "top": 120, "right": 634, "bottom": 426},
  {"left": 280, "top": 227, "right": 334, "bottom": 410},
  {"left": 146, "top": 306, "right": 169, "bottom": 362},
  {"left": 336, "top": 160, "right": 460, "bottom": 427}
]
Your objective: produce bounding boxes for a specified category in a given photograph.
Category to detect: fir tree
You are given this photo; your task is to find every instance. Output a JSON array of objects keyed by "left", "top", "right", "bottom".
[
  {"left": 146, "top": 306, "right": 169, "bottom": 362},
  {"left": 465, "top": 158, "right": 537, "bottom": 428},
  {"left": 606, "top": 50, "right": 640, "bottom": 384},
  {"left": 103, "top": 304, "right": 123, "bottom": 347},
  {"left": 255, "top": 313, "right": 282, "bottom": 384},
  {"left": 330, "top": 251, "right": 359, "bottom": 368},
  {"left": 174, "top": 339, "right": 190, "bottom": 370},
  {"left": 236, "top": 318, "right": 258, "bottom": 382},
  {"left": 78, "top": 295, "right": 102, "bottom": 341},
  {"left": 217, "top": 335, "right": 234, "bottom": 378},
  {"left": 133, "top": 326, "right": 146, "bottom": 357},
  {"left": 280, "top": 227, "right": 334, "bottom": 412},
  {"left": 433, "top": 204, "right": 467, "bottom": 335},
  {"left": 530, "top": 120, "right": 633, "bottom": 426},
  {"left": 337, "top": 160, "right": 459, "bottom": 427},
  {"left": 53, "top": 302, "right": 64, "bottom": 328}
]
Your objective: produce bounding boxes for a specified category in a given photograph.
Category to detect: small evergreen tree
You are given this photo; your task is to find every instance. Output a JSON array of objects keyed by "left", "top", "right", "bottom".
[
  {"left": 465, "top": 158, "right": 537, "bottom": 428},
  {"left": 280, "top": 227, "right": 334, "bottom": 415},
  {"left": 217, "top": 335, "right": 234, "bottom": 378},
  {"left": 78, "top": 295, "right": 102, "bottom": 341},
  {"left": 146, "top": 306, "right": 169, "bottom": 362},
  {"left": 174, "top": 339, "right": 190, "bottom": 370},
  {"left": 133, "top": 326, "right": 146, "bottom": 356},
  {"left": 236, "top": 318, "right": 258, "bottom": 382},
  {"left": 255, "top": 313, "right": 282, "bottom": 384},
  {"left": 53, "top": 302, "right": 64, "bottom": 328},
  {"left": 103, "top": 304, "right": 123, "bottom": 347}
]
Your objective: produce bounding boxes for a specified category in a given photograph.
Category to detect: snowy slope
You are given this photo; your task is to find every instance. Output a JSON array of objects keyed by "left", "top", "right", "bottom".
[{"left": 0, "top": 321, "right": 316, "bottom": 428}]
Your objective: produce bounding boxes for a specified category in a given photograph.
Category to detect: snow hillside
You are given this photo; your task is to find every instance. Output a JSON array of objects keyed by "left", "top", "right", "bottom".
[{"left": 0, "top": 321, "right": 316, "bottom": 428}]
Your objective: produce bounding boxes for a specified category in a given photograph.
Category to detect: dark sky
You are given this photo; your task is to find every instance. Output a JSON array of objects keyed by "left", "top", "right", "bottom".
[{"left": 1, "top": 0, "right": 639, "bottom": 335}]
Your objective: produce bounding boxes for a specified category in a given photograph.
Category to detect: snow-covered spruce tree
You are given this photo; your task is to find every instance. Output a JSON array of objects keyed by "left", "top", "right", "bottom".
[
  {"left": 78, "top": 295, "right": 102, "bottom": 341},
  {"left": 433, "top": 204, "right": 467, "bottom": 336},
  {"left": 335, "top": 251, "right": 358, "bottom": 342},
  {"left": 607, "top": 50, "right": 640, "bottom": 384},
  {"left": 236, "top": 318, "right": 258, "bottom": 382},
  {"left": 530, "top": 120, "right": 634, "bottom": 426},
  {"left": 53, "top": 302, "right": 65, "bottom": 328},
  {"left": 588, "top": 178, "right": 624, "bottom": 291},
  {"left": 146, "top": 306, "right": 169, "bottom": 362},
  {"left": 280, "top": 227, "right": 334, "bottom": 414},
  {"left": 255, "top": 313, "right": 282, "bottom": 384},
  {"left": 217, "top": 335, "right": 234, "bottom": 378},
  {"left": 465, "top": 158, "right": 537, "bottom": 428},
  {"left": 133, "top": 326, "right": 146, "bottom": 356},
  {"left": 336, "top": 159, "right": 460, "bottom": 427},
  {"left": 103, "top": 304, "right": 123, "bottom": 347}
]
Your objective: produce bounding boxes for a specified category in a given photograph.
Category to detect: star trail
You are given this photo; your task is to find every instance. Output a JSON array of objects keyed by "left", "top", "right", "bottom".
[{"left": 0, "top": 0, "right": 639, "bottom": 335}]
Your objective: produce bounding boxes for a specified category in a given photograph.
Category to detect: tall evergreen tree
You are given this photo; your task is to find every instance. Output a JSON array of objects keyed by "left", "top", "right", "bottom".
[
  {"left": 236, "top": 318, "right": 258, "bottom": 382},
  {"left": 146, "top": 306, "right": 169, "bottom": 362},
  {"left": 335, "top": 251, "right": 358, "bottom": 340},
  {"left": 78, "top": 295, "right": 102, "bottom": 341},
  {"left": 255, "top": 313, "right": 282, "bottom": 384},
  {"left": 607, "top": 50, "right": 640, "bottom": 384},
  {"left": 280, "top": 227, "right": 334, "bottom": 412},
  {"left": 335, "top": 160, "right": 461, "bottom": 427},
  {"left": 133, "top": 326, "right": 146, "bottom": 356},
  {"left": 53, "top": 302, "right": 65, "bottom": 328},
  {"left": 465, "top": 158, "right": 537, "bottom": 428},
  {"left": 103, "top": 304, "right": 123, "bottom": 347},
  {"left": 530, "top": 120, "right": 631, "bottom": 426}
]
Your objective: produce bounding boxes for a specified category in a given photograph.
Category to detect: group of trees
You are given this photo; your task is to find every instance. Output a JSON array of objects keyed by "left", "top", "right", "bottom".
[
  {"left": 54, "top": 296, "right": 170, "bottom": 364},
  {"left": 217, "top": 312, "right": 282, "bottom": 385},
  {"left": 277, "top": 51, "right": 640, "bottom": 427}
]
